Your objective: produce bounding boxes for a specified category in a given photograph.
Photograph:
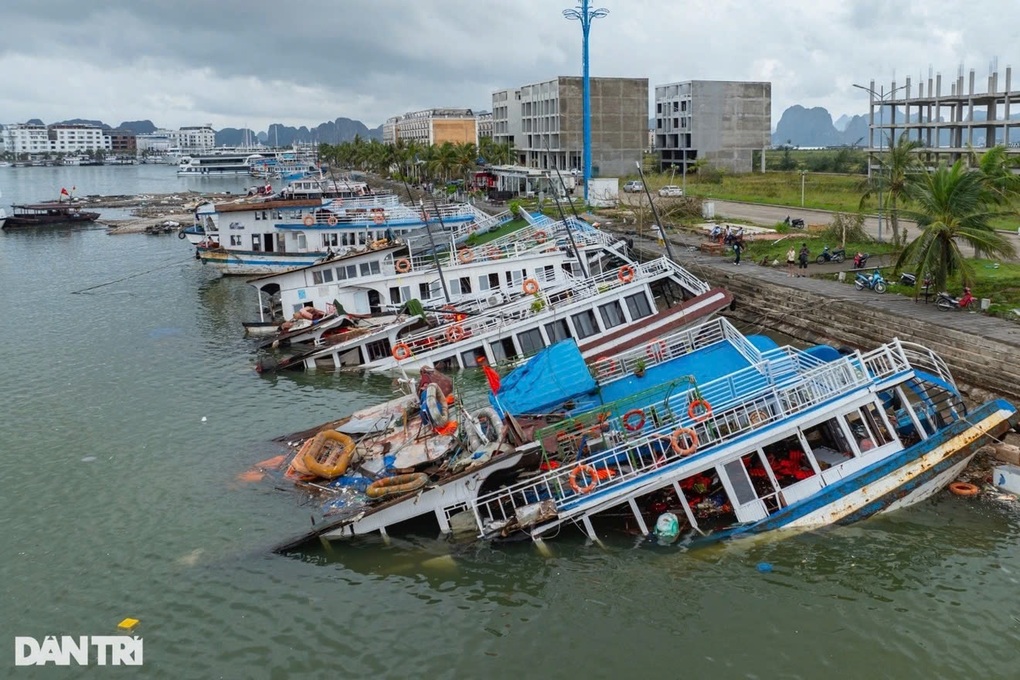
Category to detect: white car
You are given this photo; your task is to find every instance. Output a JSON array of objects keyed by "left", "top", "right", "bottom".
[
  {"left": 658, "top": 185, "right": 684, "bottom": 197},
  {"left": 622, "top": 180, "right": 644, "bottom": 193}
]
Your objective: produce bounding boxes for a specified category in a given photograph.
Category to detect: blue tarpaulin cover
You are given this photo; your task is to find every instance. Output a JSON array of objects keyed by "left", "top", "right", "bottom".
[{"left": 492, "top": 340, "right": 598, "bottom": 415}]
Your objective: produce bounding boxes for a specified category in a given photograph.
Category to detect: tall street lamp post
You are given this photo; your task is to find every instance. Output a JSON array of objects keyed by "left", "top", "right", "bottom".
[
  {"left": 853, "top": 82, "right": 907, "bottom": 243},
  {"left": 563, "top": 1, "right": 608, "bottom": 204},
  {"left": 800, "top": 170, "right": 806, "bottom": 207}
]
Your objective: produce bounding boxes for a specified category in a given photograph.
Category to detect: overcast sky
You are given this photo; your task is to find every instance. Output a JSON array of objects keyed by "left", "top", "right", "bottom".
[{"left": 1, "top": 0, "right": 1016, "bottom": 133}]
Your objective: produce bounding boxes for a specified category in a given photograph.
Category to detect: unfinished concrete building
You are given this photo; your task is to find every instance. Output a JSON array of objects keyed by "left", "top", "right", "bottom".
[
  {"left": 654, "top": 80, "right": 772, "bottom": 174},
  {"left": 863, "top": 65, "right": 1020, "bottom": 170},
  {"left": 491, "top": 76, "right": 649, "bottom": 177}
]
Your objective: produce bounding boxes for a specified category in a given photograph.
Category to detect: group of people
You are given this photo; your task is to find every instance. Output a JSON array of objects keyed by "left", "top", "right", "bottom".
[{"left": 785, "top": 244, "right": 811, "bottom": 276}]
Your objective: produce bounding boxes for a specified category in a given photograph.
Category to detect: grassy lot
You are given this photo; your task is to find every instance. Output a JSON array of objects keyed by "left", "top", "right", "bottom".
[{"left": 463, "top": 217, "right": 529, "bottom": 245}]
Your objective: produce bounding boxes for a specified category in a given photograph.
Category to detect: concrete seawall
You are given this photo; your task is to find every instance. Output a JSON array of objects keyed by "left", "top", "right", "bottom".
[{"left": 628, "top": 238, "right": 1020, "bottom": 407}]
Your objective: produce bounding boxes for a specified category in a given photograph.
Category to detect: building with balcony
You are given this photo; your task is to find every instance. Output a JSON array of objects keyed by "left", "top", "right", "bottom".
[
  {"left": 491, "top": 76, "right": 648, "bottom": 176},
  {"left": 1, "top": 123, "right": 113, "bottom": 155},
  {"left": 654, "top": 80, "right": 771, "bottom": 174},
  {"left": 108, "top": 129, "right": 138, "bottom": 155},
  {"left": 178, "top": 125, "right": 215, "bottom": 152}
]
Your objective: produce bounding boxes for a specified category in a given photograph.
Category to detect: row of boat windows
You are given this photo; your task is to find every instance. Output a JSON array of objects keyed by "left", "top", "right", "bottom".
[{"left": 310, "top": 262, "right": 559, "bottom": 297}]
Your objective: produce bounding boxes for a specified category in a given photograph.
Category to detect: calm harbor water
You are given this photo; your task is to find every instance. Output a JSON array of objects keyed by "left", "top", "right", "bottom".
[{"left": 2, "top": 166, "right": 1020, "bottom": 678}]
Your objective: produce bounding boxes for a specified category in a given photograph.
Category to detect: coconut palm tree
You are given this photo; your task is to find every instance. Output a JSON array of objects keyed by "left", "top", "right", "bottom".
[
  {"left": 973, "top": 144, "right": 1020, "bottom": 206},
  {"left": 859, "top": 132, "right": 923, "bottom": 245},
  {"left": 896, "top": 159, "right": 1016, "bottom": 292}
]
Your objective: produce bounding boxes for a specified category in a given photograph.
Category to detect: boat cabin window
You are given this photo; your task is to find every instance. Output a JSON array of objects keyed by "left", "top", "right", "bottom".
[
  {"left": 537, "top": 265, "right": 556, "bottom": 284},
  {"left": 359, "top": 261, "right": 381, "bottom": 277},
  {"left": 545, "top": 319, "right": 571, "bottom": 343},
  {"left": 312, "top": 269, "right": 334, "bottom": 285},
  {"left": 762, "top": 435, "right": 817, "bottom": 487},
  {"left": 336, "top": 264, "right": 357, "bottom": 280},
  {"left": 517, "top": 328, "right": 545, "bottom": 356},
  {"left": 251, "top": 234, "right": 262, "bottom": 251},
  {"left": 429, "top": 281, "right": 443, "bottom": 299},
  {"left": 801, "top": 418, "right": 854, "bottom": 469},
  {"left": 230, "top": 235, "right": 242, "bottom": 246},
  {"left": 598, "top": 301, "right": 626, "bottom": 329},
  {"left": 478, "top": 272, "right": 500, "bottom": 292},
  {"left": 389, "top": 286, "right": 410, "bottom": 305},
  {"left": 845, "top": 405, "right": 893, "bottom": 453},
  {"left": 418, "top": 283, "right": 432, "bottom": 300},
  {"left": 450, "top": 277, "right": 472, "bottom": 295},
  {"left": 506, "top": 269, "right": 527, "bottom": 287},
  {"left": 323, "top": 234, "right": 339, "bottom": 247},
  {"left": 570, "top": 310, "right": 600, "bottom": 340},
  {"left": 490, "top": 338, "right": 518, "bottom": 364},
  {"left": 625, "top": 292, "right": 653, "bottom": 320},
  {"left": 861, "top": 402, "right": 894, "bottom": 447},
  {"left": 255, "top": 211, "right": 261, "bottom": 221},
  {"left": 460, "top": 349, "right": 486, "bottom": 368}
]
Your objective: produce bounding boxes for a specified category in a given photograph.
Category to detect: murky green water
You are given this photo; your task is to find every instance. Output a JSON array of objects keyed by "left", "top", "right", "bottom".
[{"left": 3, "top": 172, "right": 1020, "bottom": 678}]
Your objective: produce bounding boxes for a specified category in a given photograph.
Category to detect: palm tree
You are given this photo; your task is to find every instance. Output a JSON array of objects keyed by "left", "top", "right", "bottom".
[
  {"left": 973, "top": 144, "right": 1020, "bottom": 206},
  {"left": 859, "top": 132, "right": 922, "bottom": 245},
  {"left": 896, "top": 160, "right": 1016, "bottom": 292}
]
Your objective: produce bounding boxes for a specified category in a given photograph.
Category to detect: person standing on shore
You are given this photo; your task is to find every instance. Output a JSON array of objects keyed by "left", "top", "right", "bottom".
[
  {"left": 786, "top": 246, "right": 796, "bottom": 277},
  {"left": 798, "top": 243, "right": 809, "bottom": 275},
  {"left": 733, "top": 239, "right": 743, "bottom": 266}
]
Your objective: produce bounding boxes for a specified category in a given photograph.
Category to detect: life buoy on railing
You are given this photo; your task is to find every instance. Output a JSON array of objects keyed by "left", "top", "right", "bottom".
[
  {"left": 622, "top": 408, "right": 645, "bottom": 432},
  {"left": 327, "top": 215, "right": 338, "bottom": 226},
  {"left": 568, "top": 465, "right": 598, "bottom": 494},
  {"left": 670, "top": 427, "right": 698, "bottom": 457},
  {"left": 949, "top": 481, "right": 980, "bottom": 497},
  {"left": 522, "top": 278, "right": 540, "bottom": 295},
  {"left": 395, "top": 258, "right": 412, "bottom": 273},
  {"left": 302, "top": 214, "right": 315, "bottom": 227},
  {"left": 534, "top": 230, "right": 548, "bottom": 243},
  {"left": 373, "top": 212, "right": 385, "bottom": 224},
  {"left": 177, "top": 229, "right": 187, "bottom": 240},
  {"left": 423, "top": 383, "right": 449, "bottom": 428},
  {"left": 459, "top": 249, "right": 475, "bottom": 264},
  {"left": 688, "top": 399, "right": 712, "bottom": 422},
  {"left": 392, "top": 343, "right": 412, "bottom": 361},
  {"left": 646, "top": 340, "right": 667, "bottom": 362},
  {"left": 618, "top": 264, "right": 636, "bottom": 283},
  {"left": 445, "top": 325, "right": 466, "bottom": 343},
  {"left": 748, "top": 410, "right": 768, "bottom": 426}
]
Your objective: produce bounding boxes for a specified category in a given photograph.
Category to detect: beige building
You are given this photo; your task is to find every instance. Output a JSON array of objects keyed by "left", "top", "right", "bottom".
[
  {"left": 383, "top": 108, "right": 479, "bottom": 146},
  {"left": 491, "top": 76, "right": 648, "bottom": 177}
]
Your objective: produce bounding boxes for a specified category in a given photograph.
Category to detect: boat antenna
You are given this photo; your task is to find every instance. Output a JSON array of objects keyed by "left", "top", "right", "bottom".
[
  {"left": 541, "top": 138, "right": 589, "bottom": 277},
  {"left": 634, "top": 161, "right": 678, "bottom": 262},
  {"left": 403, "top": 164, "right": 451, "bottom": 304}
]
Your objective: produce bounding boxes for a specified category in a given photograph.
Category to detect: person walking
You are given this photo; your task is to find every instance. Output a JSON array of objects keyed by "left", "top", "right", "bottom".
[
  {"left": 798, "top": 243, "right": 809, "bottom": 276},
  {"left": 786, "top": 246, "right": 796, "bottom": 277},
  {"left": 733, "top": 239, "right": 743, "bottom": 266}
]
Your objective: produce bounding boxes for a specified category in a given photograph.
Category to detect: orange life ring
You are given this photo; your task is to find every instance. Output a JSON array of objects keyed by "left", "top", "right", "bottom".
[
  {"left": 522, "top": 278, "right": 540, "bottom": 295},
  {"left": 459, "top": 249, "right": 475, "bottom": 264},
  {"left": 618, "top": 264, "right": 636, "bottom": 283},
  {"left": 327, "top": 215, "right": 338, "bottom": 226},
  {"left": 688, "top": 399, "right": 712, "bottom": 422},
  {"left": 373, "top": 212, "right": 385, "bottom": 224},
  {"left": 949, "top": 481, "right": 980, "bottom": 497},
  {"left": 392, "top": 343, "right": 412, "bottom": 361},
  {"left": 534, "top": 230, "right": 548, "bottom": 243},
  {"left": 302, "top": 214, "right": 315, "bottom": 227},
  {"left": 568, "top": 465, "right": 598, "bottom": 494},
  {"left": 622, "top": 408, "right": 645, "bottom": 432},
  {"left": 445, "top": 325, "right": 465, "bottom": 343},
  {"left": 670, "top": 427, "right": 698, "bottom": 456},
  {"left": 748, "top": 410, "right": 768, "bottom": 426},
  {"left": 646, "top": 340, "right": 667, "bottom": 362},
  {"left": 395, "top": 258, "right": 411, "bottom": 273}
]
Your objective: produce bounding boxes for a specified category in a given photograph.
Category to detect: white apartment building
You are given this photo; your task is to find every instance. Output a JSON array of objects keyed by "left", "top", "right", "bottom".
[
  {"left": 177, "top": 125, "right": 215, "bottom": 151},
  {"left": 1, "top": 123, "right": 111, "bottom": 155},
  {"left": 382, "top": 108, "right": 478, "bottom": 146}
]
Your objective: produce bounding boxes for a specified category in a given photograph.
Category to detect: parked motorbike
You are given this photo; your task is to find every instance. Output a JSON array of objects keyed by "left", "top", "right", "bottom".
[
  {"left": 852, "top": 252, "right": 870, "bottom": 269},
  {"left": 816, "top": 246, "right": 846, "bottom": 264},
  {"left": 854, "top": 268, "right": 888, "bottom": 293},
  {"left": 783, "top": 216, "right": 806, "bottom": 229},
  {"left": 899, "top": 272, "right": 932, "bottom": 288},
  {"left": 936, "top": 288, "right": 975, "bottom": 311}
]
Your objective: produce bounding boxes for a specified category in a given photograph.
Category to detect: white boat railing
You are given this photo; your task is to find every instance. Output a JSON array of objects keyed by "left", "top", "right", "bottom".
[
  {"left": 470, "top": 340, "right": 919, "bottom": 535},
  {"left": 289, "top": 199, "right": 476, "bottom": 228}
]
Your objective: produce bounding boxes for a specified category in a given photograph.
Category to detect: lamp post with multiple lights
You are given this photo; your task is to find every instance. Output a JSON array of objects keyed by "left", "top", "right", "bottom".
[
  {"left": 853, "top": 82, "right": 908, "bottom": 243},
  {"left": 563, "top": 1, "right": 608, "bottom": 203}
]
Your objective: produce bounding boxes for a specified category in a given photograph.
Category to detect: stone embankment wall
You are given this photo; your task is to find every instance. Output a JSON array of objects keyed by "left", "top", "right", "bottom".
[{"left": 632, "top": 242, "right": 1020, "bottom": 406}]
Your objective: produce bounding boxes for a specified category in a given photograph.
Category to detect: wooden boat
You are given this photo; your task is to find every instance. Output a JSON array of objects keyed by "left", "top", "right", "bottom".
[{"left": 2, "top": 203, "right": 101, "bottom": 229}]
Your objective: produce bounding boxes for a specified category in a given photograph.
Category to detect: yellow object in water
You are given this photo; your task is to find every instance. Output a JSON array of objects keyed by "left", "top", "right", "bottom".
[{"left": 117, "top": 618, "right": 140, "bottom": 631}]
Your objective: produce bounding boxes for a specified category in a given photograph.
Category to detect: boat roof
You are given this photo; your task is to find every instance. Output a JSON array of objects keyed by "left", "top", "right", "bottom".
[
  {"left": 245, "top": 243, "right": 406, "bottom": 283},
  {"left": 12, "top": 202, "right": 88, "bottom": 210},
  {"left": 213, "top": 198, "right": 322, "bottom": 212}
]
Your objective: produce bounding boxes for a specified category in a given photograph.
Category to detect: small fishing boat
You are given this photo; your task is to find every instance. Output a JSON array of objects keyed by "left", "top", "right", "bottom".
[{"left": 2, "top": 203, "right": 101, "bottom": 229}]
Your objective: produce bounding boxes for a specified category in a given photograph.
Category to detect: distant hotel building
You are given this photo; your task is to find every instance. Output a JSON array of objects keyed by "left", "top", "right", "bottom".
[
  {"left": 136, "top": 125, "right": 215, "bottom": 155},
  {"left": 1, "top": 122, "right": 112, "bottom": 155},
  {"left": 382, "top": 108, "right": 479, "bottom": 146},
  {"left": 654, "top": 80, "right": 771, "bottom": 174},
  {"left": 491, "top": 76, "right": 648, "bottom": 176}
]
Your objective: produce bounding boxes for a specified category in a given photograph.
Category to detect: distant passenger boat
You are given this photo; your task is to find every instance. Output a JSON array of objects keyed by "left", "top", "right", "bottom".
[
  {"left": 2, "top": 203, "right": 101, "bottom": 229},
  {"left": 178, "top": 151, "right": 264, "bottom": 176}
]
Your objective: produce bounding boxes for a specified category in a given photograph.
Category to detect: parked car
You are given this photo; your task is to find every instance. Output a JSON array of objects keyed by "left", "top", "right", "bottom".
[
  {"left": 622, "top": 180, "right": 644, "bottom": 193},
  {"left": 658, "top": 185, "right": 684, "bottom": 197}
]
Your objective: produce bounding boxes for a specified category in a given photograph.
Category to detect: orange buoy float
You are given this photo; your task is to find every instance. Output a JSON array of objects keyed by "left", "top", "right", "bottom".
[
  {"left": 622, "top": 408, "right": 646, "bottom": 432},
  {"left": 445, "top": 325, "right": 466, "bottom": 343},
  {"left": 568, "top": 465, "right": 599, "bottom": 494},
  {"left": 459, "top": 249, "right": 475, "bottom": 264},
  {"left": 670, "top": 427, "right": 698, "bottom": 457},
  {"left": 395, "top": 258, "right": 412, "bottom": 273},
  {"left": 302, "top": 214, "right": 315, "bottom": 226},
  {"left": 327, "top": 215, "right": 338, "bottom": 226},
  {"left": 373, "top": 212, "right": 385, "bottom": 224},
  {"left": 300, "top": 430, "right": 357, "bottom": 479},
  {"left": 522, "top": 278, "right": 540, "bottom": 295},
  {"left": 618, "top": 264, "right": 636, "bottom": 283},
  {"left": 366, "top": 473, "right": 429, "bottom": 499},
  {"left": 748, "top": 410, "right": 768, "bottom": 426},
  {"left": 392, "top": 343, "right": 412, "bottom": 361},
  {"left": 534, "top": 230, "right": 548, "bottom": 243},
  {"left": 688, "top": 399, "right": 712, "bottom": 422},
  {"left": 949, "top": 481, "right": 980, "bottom": 497}
]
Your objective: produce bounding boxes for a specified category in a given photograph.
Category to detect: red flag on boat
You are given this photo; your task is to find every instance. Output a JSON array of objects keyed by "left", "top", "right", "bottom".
[
  {"left": 481, "top": 363, "right": 501, "bottom": 394},
  {"left": 60, "top": 187, "right": 69, "bottom": 196}
]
